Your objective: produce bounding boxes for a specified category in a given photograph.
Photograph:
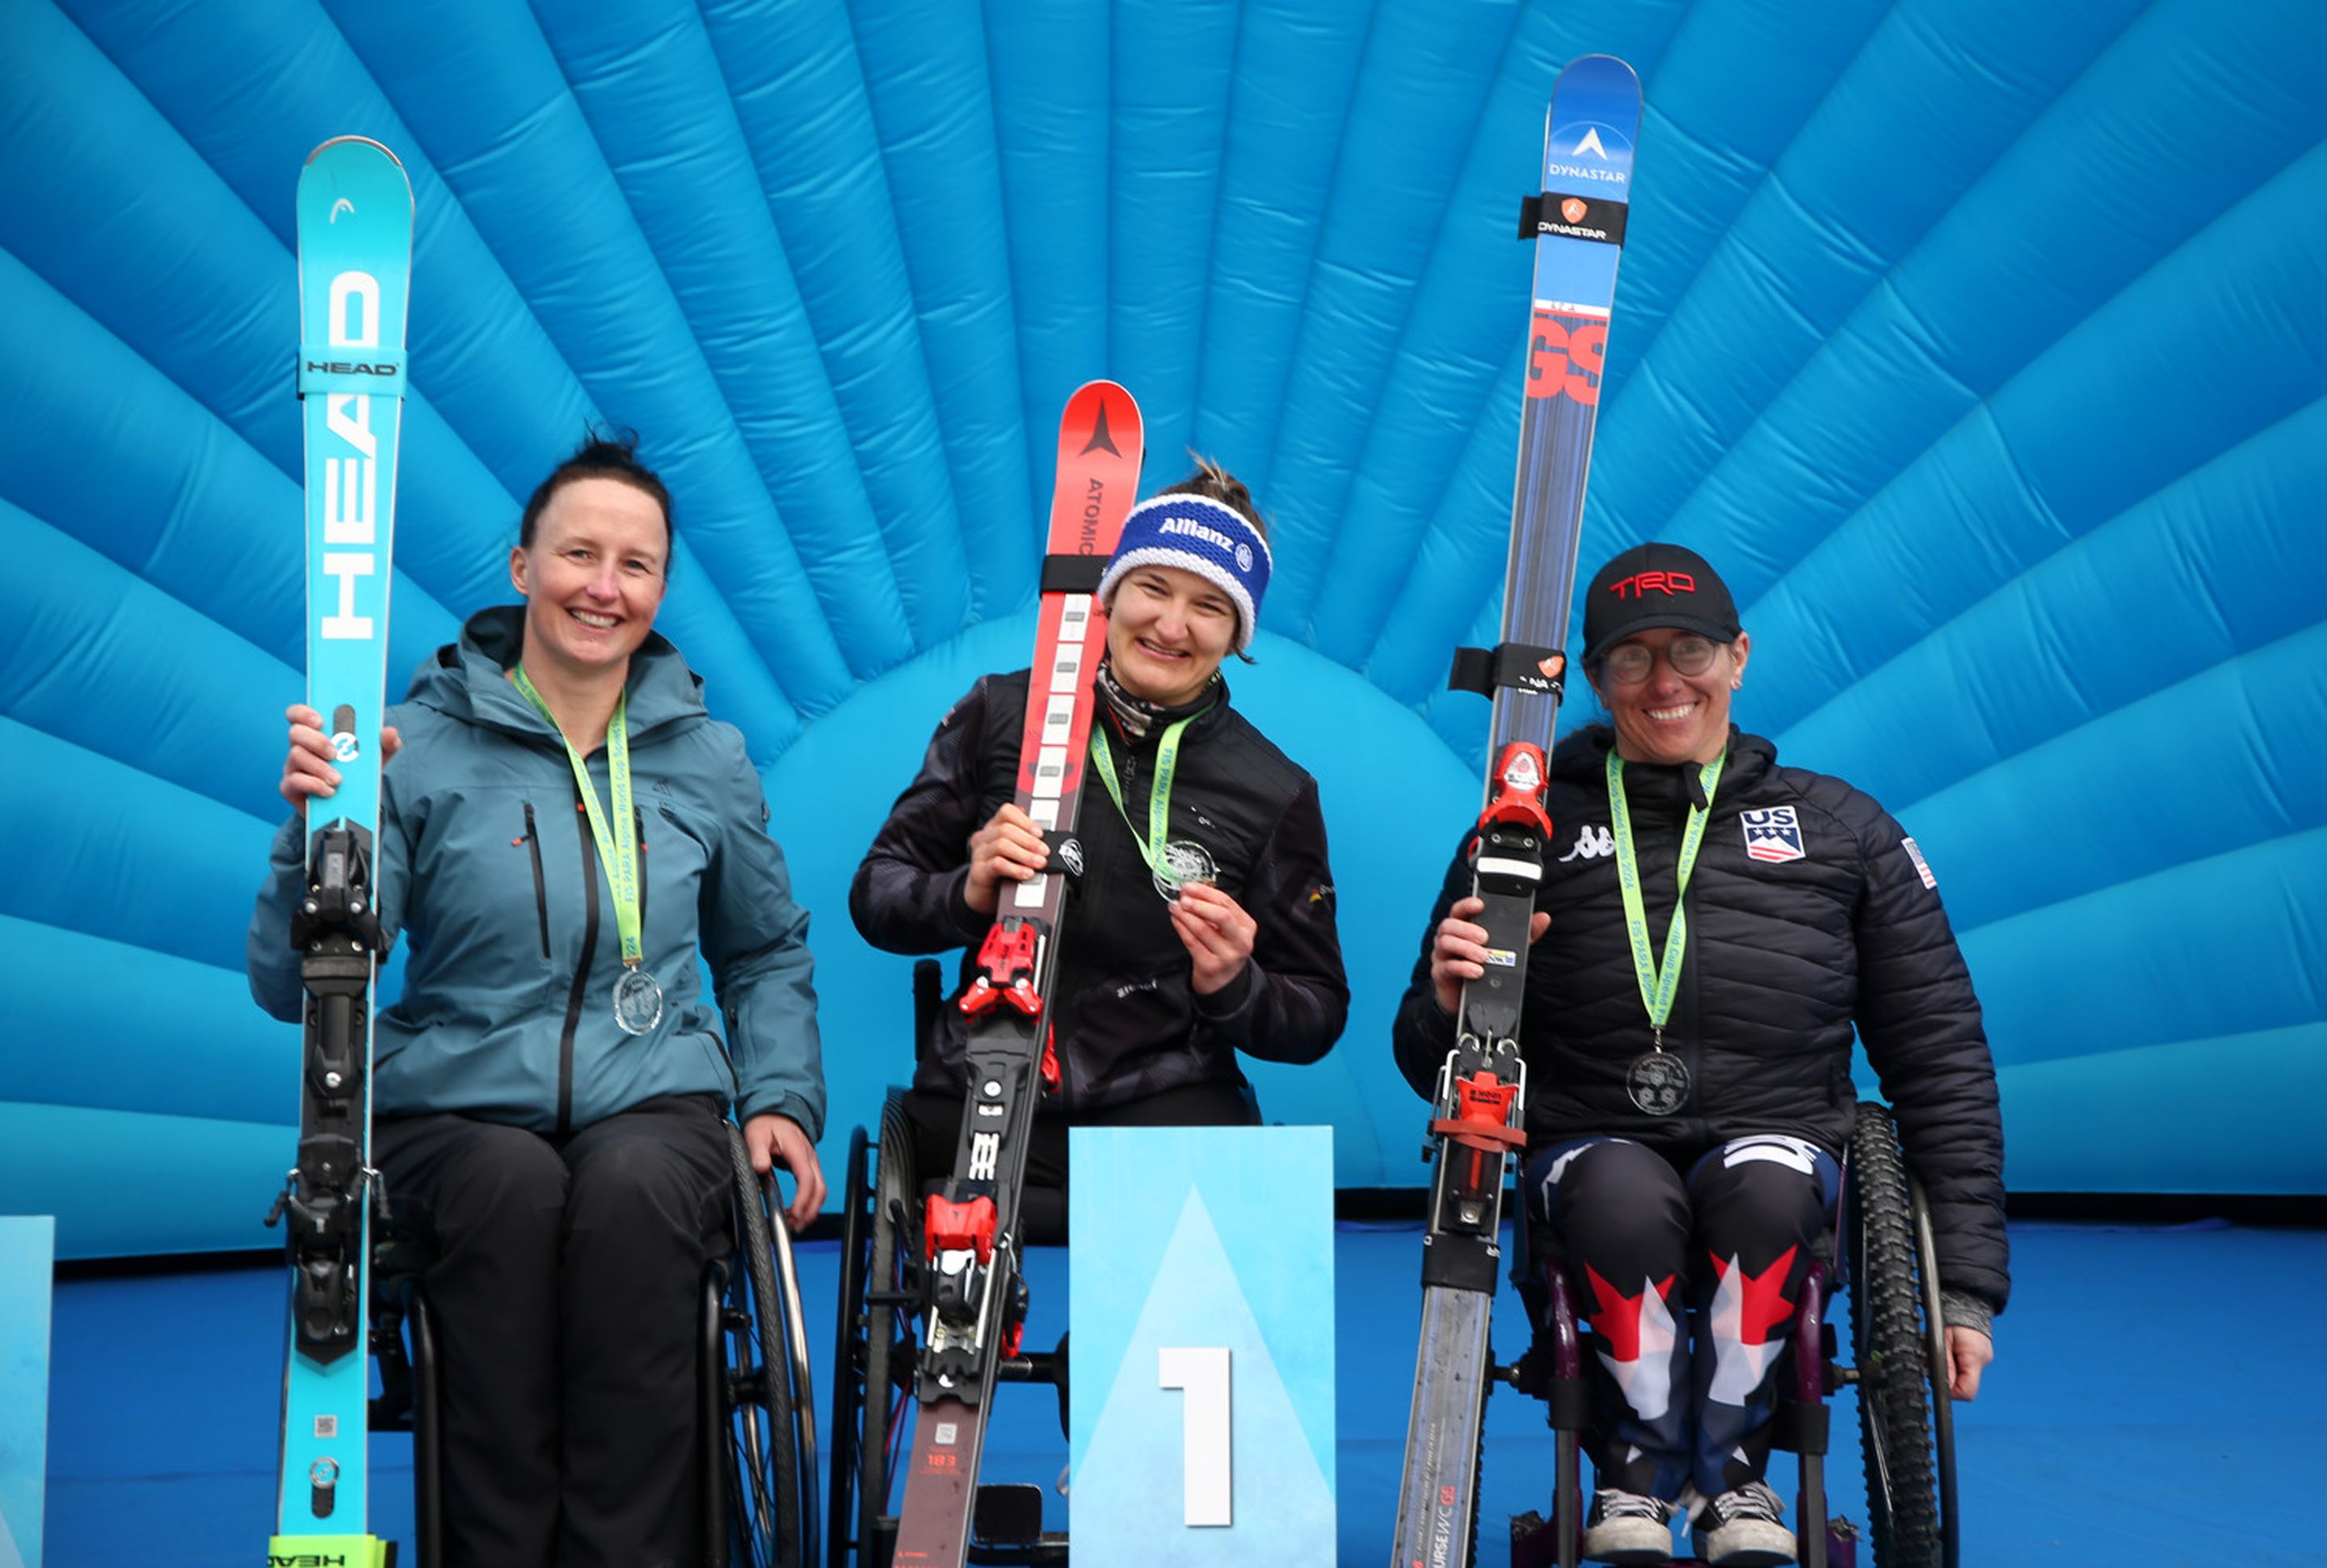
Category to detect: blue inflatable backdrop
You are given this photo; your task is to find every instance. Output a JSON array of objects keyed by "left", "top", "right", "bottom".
[{"left": 2, "top": 0, "right": 2323, "bottom": 1257}]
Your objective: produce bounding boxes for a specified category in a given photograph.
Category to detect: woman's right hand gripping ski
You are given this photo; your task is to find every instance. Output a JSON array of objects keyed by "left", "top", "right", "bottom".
[{"left": 280, "top": 702, "right": 402, "bottom": 814}]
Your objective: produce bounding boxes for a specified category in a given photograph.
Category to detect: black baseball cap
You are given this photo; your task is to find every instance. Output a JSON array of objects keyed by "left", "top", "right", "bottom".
[{"left": 1580, "top": 542, "right": 1740, "bottom": 663}]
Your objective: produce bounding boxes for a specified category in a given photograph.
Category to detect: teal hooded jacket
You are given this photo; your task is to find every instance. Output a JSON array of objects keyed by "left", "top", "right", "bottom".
[{"left": 248, "top": 607, "right": 825, "bottom": 1141}]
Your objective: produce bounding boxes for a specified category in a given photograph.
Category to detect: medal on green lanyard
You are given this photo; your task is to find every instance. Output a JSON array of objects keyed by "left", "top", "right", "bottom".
[
  {"left": 512, "top": 666, "right": 663, "bottom": 1036},
  {"left": 1606, "top": 749, "right": 1726, "bottom": 1114},
  {"left": 1089, "top": 716, "right": 1215, "bottom": 902}
]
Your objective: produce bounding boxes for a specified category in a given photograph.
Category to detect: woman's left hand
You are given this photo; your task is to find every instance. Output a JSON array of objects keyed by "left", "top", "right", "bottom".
[
  {"left": 743, "top": 1112, "right": 826, "bottom": 1232},
  {"left": 1168, "top": 881, "right": 1256, "bottom": 996},
  {"left": 1944, "top": 1324, "right": 1992, "bottom": 1400}
]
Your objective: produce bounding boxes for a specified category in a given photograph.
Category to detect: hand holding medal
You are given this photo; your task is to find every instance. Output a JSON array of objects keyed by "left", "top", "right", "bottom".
[{"left": 1168, "top": 880, "right": 1256, "bottom": 996}]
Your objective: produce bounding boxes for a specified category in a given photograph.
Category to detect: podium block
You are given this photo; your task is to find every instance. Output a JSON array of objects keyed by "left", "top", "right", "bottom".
[
  {"left": 1069, "top": 1125, "right": 1334, "bottom": 1565},
  {"left": 0, "top": 1216, "right": 53, "bottom": 1568}
]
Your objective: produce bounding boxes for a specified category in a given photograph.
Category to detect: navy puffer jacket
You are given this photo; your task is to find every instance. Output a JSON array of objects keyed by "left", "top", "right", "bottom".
[{"left": 1392, "top": 726, "right": 2008, "bottom": 1313}]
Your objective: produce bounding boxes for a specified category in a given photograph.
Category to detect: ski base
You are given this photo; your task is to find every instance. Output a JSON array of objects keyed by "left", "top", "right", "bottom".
[
  {"left": 1392, "top": 1284, "right": 1498, "bottom": 1568},
  {"left": 890, "top": 1391, "right": 990, "bottom": 1566}
]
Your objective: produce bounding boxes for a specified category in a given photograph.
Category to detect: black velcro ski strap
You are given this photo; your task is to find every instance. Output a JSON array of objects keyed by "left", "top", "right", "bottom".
[
  {"left": 1448, "top": 641, "right": 1567, "bottom": 700},
  {"left": 1040, "top": 554, "right": 1108, "bottom": 595},
  {"left": 1517, "top": 191, "right": 1630, "bottom": 247}
]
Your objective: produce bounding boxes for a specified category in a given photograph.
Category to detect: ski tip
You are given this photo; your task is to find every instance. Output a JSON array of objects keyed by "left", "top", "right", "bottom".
[
  {"left": 304, "top": 134, "right": 407, "bottom": 170},
  {"left": 1066, "top": 377, "right": 1137, "bottom": 410},
  {"left": 1059, "top": 380, "right": 1144, "bottom": 464},
  {"left": 1557, "top": 53, "right": 1639, "bottom": 81}
]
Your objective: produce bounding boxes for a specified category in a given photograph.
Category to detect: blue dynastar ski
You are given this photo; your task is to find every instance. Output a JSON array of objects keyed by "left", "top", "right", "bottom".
[
  {"left": 1391, "top": 55, "right": 1642, "bottom": 1568},
  {"left": 266, "top": 135, "right": 412, "bottom": 1568}
]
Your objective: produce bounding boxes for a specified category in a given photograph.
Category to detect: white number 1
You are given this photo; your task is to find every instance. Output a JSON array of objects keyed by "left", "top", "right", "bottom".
[{"left": 1157, "top": 1346, "right": 1231, "bottom": 1526}]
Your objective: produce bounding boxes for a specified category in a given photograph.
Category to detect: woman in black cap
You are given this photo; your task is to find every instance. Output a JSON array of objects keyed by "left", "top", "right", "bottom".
[{"left": 1391, "top": 542, "right": 2006, "bottom": 1567}]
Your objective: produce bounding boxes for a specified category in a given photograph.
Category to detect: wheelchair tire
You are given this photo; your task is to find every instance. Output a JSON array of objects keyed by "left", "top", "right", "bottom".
[
  {"left": 726, "top": 1124, "right": 804, "bottom": 1568},
  {"left": 866, "top": 1092, "right": 920, "bottom": 1561},
  {"left": 829, "top": 1125, "right": 873, "bottom": 1568},
  {"left": 1908, "top": 1164, "right": 1960, "bottom": 1568},
  {"left": 1846, "top": 1102, "right": 1942, "bottom": 1568}
]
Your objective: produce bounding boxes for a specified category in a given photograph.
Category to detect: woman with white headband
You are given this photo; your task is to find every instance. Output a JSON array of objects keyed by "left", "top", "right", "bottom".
[{"left": 852, "top": 459, "right": 1349, "bottom": 1192}]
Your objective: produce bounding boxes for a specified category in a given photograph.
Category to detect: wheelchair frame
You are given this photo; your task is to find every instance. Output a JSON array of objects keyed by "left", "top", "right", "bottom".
[
  {"left": 368, "top": 1120, "right": 820, "bottom": 1568},
  {"left": 828, "top": 961, "right": 1071, "bottom": 1568},
  {"left": 1508, "top": 1101, "right": 1959, "bottom": 1568}
]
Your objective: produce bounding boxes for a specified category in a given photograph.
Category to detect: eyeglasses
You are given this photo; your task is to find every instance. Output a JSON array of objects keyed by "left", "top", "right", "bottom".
[{"left": 1597, "top": 636, "right": 1723, "bottom": 685}]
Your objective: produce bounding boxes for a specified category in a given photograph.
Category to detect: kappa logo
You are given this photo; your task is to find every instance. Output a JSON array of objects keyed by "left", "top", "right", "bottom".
[
  {"left": 1560, "top": 824, "right": 1615, "bottom": 861},
  {"left": 1742, "top": 805, "right": 1806, "bottom": 864}
]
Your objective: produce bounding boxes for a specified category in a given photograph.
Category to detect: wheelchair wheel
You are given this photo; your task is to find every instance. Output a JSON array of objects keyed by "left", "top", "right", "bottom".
[
  {"left": 1846, "top": 1102, "right": 1946, "bottom": 1568},
  {"left": 831, "top": 1092, "right": 919, "bottom": 1566},
  {"left": 723, "top": 1122, "right": 809, "bottom": 1568},
  {"left": 828, "top": 1124, "right": 873, "bottom": 1568}
]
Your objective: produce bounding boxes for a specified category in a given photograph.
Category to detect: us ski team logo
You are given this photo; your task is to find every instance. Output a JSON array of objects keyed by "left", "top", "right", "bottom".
[{"left": 1740, "top": 805, "right": 1805, "bottom": 864}]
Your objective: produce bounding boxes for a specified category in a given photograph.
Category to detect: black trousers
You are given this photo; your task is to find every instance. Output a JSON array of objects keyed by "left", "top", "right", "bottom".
[
  {"left": 1522, "top": 1133, "right": 1841, "bottom": 1501},
  {"left": 375, "top": 1093, "right": 732, "bottom": 1568}
]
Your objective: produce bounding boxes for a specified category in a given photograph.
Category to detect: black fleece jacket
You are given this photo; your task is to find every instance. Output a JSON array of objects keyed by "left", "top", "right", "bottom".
[
  {"left": 1392, "top": 725, "right": 2009, "bottom": 1313},
  {"left": 852, "top": 670, "right": 1348, "bottom": 1114}
]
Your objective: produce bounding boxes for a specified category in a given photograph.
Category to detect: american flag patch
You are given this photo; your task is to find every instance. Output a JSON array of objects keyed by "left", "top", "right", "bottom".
[
  {"left": 1741, "top": 805, "right": 1805, "bottom": 864},
  {"left": 1901, "top": 836, "right": 1938, "bottom": 889}
]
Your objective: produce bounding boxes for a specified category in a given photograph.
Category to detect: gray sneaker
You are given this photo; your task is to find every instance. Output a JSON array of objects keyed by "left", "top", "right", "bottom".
[
  {"left": 1691, "top": 1478, "right": 1795, "bottom": 1566},
  {"left": 1580, "top": 1486, "right": 1681, "bottom": 1564}
]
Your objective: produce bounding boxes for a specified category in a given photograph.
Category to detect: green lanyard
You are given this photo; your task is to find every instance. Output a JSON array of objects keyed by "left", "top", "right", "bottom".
[
  {"left": 1606, "top": 749, "right": 1725, "bottom": 1049},
  {"left": 511, "top": 666, "right": 645, "bottom": 972},
  {"left": 1088, "top": 714, "right": 1197, "bottom": 882}
]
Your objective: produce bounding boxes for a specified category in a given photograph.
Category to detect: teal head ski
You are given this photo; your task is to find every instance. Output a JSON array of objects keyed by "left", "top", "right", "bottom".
[{"left": 269, "top": 134, "right": 411, "bottom": 1565}]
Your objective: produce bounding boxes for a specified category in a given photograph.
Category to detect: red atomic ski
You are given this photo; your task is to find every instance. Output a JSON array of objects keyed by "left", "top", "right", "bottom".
[{"left": 890, "top": 380, "right": 1143, "bottom": 1568}]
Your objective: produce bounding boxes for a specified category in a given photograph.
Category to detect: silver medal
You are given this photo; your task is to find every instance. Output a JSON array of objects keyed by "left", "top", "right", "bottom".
[
  {"left": 1626, "top": 1050, "right": 1690, "bottom": 1116},
  {"left": 612, "top": 965, "right": 665, "bottom": 1036},
  {"left": 1152, "top": 839, "right": 1218, "bottom": 904}
]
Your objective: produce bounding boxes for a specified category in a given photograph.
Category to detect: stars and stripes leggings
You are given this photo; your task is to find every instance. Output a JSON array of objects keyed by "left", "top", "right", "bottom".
[{"left": 1521, "top": 1133, "right": 1842, "bottom": 1502}]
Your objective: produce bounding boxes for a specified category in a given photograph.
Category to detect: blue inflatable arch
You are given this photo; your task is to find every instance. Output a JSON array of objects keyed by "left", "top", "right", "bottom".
[{"left": 2, "top": 0, "right": 2321, "bottom": 1255}]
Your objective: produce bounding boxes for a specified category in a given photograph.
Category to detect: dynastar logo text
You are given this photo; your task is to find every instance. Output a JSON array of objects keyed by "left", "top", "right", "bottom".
[{"left": 319, "top": 270, "right": 383, "bottom": 642}]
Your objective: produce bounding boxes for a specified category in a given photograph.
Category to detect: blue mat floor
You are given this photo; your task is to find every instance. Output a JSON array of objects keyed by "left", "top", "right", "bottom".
[{"left": 42, "top": 1217, "right": 2327, "bottom": 1566}]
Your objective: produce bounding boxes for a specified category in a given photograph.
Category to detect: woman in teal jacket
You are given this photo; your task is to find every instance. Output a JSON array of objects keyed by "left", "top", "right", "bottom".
[{"left": 248, "top": 435, "right": 824, "bottom": 1568}]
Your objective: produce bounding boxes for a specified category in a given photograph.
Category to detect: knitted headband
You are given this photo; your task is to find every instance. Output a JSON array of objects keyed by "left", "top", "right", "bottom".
[{"left": 1094, "top": 494, "right": 1273, "bottom": 654}]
